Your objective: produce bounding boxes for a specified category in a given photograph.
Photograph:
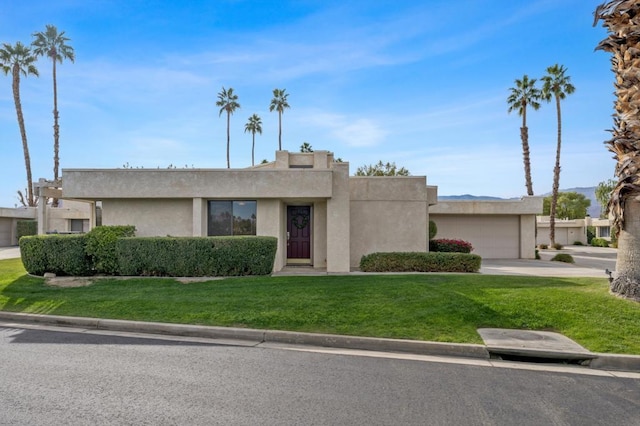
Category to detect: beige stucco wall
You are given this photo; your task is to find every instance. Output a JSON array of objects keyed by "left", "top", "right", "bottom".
[
  {"left": 536, "top": 217, "right": 588, "bottom": 246},
  {"left": 102, "top": 199, "right": 193, "bottom": 237},
  {"left": 313, "top": 201, "right": 328, "bottom": 268},
  {"left": 62, "top": 169, "right": 334, "bottom": 200},
  {"left": 349, "top": 176, "right": 428, "bottom": 267}
]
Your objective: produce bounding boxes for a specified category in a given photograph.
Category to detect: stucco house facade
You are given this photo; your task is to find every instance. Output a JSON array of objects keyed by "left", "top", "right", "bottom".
[
  {"left": 20, "top": 150, "right": 543, "bottom": 273},
  {"left": 60, "top": 151, "right": 438, "bottom": 272}
]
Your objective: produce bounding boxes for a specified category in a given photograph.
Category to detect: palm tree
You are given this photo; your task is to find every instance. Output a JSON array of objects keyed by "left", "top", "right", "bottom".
[
  {"left": 32, "top": 25, "right": 75, "bottom": 207},
  {"left": 216, "top": 87, "right": 240, "bottom": 168},
  {"left": 541, "top": 64, "right": 575, "bottom": 246},
  {"left": 244, "top": 114, "right": 262, "bottom": 166},
  {"left": 0, "top": 42, "right": 39, "bottom": 207},
  {"left": 595, "top": 1, "right": 640, "bottom": 301},
  {"left": 507, "top": 75, "right": 541, "bottom": 196},
  {"left": 269, "top": 88, "right": 290, "bottom": 150}
]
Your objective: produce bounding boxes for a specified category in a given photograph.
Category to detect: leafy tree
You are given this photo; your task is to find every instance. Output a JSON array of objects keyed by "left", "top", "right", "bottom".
[
  {"left": 0, "top": 42, "right": 39, "bottom": 206},
  {"left": 541, "top": 64, "right": 575, "bottom": 245},
  {"left": 542, "top": 192, "right": 591, "bottom": 219},
  {"left": 595, "top": 178, "right": 616, "bottom": 218},
  {"left": 300, "top": 142, "right": 313, "bottom": 152},
  {"left": 269, "top": 88, "right": 290, "bottom": 151},
  {"left": 244, "top": 113, "right": 262, "bottom": 166},
  {"left": 32, "top": 25, "right": 75, "bottom": 207},
  {"left": 355, "top": 161, "right": 410, "bottom": 176},
  {"left": 507, "top": 75, "right": 541, "bottom": 196},
  {"left": 595, "top": 1, "right": 640, "bottom": 300},
  {"left": 216, "top": 87, "right": 240, "bottom": 168}
]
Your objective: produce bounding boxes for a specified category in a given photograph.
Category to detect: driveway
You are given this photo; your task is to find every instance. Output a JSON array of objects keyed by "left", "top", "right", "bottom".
[{"left": 0, "top": 246, "right": 19, "bottom": 260}]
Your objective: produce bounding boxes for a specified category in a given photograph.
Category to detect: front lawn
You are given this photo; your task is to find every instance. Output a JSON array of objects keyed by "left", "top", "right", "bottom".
[{"left": 1, "top": 258, "right": 639, "bottom": 354}]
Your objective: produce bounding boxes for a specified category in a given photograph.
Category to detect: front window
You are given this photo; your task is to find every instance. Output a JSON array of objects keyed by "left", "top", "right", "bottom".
[{"left": 208, "top": 200, "right": 256, "bottom": 236}]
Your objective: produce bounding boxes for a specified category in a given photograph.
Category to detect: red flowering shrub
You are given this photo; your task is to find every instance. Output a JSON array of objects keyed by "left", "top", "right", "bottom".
[{"left": 429, "top": 238, "right": 473, "bottom": 253}]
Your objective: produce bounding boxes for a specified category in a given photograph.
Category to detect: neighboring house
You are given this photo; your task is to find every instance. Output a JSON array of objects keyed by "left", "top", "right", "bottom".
[
  {"left": 0, "top": 200, "right": 92, "bottom": 246},
  {"left": 536, "top": 216, "right": 612, "bottom": 246}
]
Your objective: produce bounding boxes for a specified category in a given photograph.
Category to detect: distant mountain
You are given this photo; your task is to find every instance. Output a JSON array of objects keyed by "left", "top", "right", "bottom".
[
  {"left": 438, "top": 194, "right": 507, "bottom": 201},
  {"left": 439, "top": 186, "right": 603, "bottom": 217}
]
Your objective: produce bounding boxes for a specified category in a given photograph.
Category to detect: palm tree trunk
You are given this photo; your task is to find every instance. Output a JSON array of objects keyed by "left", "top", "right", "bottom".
[
  {"left": 549, "top": 95, "right": 562, "bottom": 245},
  {"left": 611, "top": 194, "right": 640, "bottom": 301},
  {"left": 12, "top": 64, "right": 34, "bottom": 207},
  {"left": 278, "top": 111, "right": 282, "bottom": 151},
  {"left": 521, "top": 106, "right": 534, "bottom": 196},
  {"left": 521, "top": 126, "right": 533, "bottom": 196},
  {"left": 252, "top": 133, "right": 255, "bottom": 167},
  {"left": 226, "top": 111, "right": 230, "bottom": 168},
  {"left": 52, "top": 56, "right": 60, "bottom": 206}
]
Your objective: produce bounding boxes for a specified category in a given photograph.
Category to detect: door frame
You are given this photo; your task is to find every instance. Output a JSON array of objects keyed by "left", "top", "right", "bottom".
[{"left": 286, "top": 204, "right": 313, "bottom": 265}]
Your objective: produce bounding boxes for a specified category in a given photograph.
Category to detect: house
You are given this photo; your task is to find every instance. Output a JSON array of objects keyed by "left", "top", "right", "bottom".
[
  {"left": 52, "top": 150, "right": 542, "bottom": 272},
  {"left": 536, "top": 216, "right": 612, "bottom": 246}
]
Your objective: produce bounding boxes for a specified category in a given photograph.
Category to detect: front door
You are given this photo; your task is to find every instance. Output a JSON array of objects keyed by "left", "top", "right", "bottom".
[{"left": 287, "top": 205, "right": 311, "bottom": 264}]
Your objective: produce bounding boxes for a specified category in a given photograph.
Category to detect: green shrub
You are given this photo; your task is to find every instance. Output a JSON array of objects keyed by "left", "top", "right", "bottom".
[
  {"left": 538, "top": 243, "right": 548, "bottom": 249},
  {"left": 535, "top": 249, "right": 540, "bottom": 260},
  {"left": 429, "top": 239, "right": 473, "bottom": 253},
  {"left": 360, "top": 252, "right": 481, "bottom": 273},
  {"left": 590, "top": 237, "right": 610, "bottom": 247},
  {"left": 428, "top": 220, "right": 438, "bottom": 240},
  {"left": 116, "top": 236, "right": 277, "bottom": 277},
  {"left": 16, "top": 220, "right": 37, "bottom": 241},
  {"left": 573, "top": 241, "right": 583, "bottom": 246},
  {"left": 85, "top": 225, "right": 136, "bottom": 274},
  {"left": 552, "top": 243, "right": 563, "bottom": 250},
  {"left": 20, "top": 234, "right": 92, "bottom": 276},
  {"left": 551, "top": 253, "right": 574, "bottom": 264},
  {"left": 587, "top": 226, "right": 596, "bottom": 245}
]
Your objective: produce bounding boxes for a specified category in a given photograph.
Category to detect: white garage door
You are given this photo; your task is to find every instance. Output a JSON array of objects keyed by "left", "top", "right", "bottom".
[{"left": 431, "top": 215, "right": 520, "bottom": 259}]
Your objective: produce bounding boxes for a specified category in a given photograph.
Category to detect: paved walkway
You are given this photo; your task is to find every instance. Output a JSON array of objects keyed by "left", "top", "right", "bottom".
[{"left": 0, "top": 246, "right": 19, "bottom": 260}]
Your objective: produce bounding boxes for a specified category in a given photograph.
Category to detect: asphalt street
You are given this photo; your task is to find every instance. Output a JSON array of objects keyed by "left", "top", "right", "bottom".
[{"left": 1, "top": 325, "right": 639, "bottom": 425}]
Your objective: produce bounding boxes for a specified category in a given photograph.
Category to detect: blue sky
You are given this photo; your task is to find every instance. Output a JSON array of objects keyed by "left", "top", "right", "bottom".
[{"left": 0, "top": 0, "right": 616, "bottom": 207}]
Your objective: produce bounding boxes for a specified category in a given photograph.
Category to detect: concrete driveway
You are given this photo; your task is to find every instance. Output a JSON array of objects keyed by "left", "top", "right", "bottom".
[
  {"left": 480, "top": 245, "right": 616, "bottom": 278},
  {"left": 0, "top": 246, "right": 19, "bottom": 260}
]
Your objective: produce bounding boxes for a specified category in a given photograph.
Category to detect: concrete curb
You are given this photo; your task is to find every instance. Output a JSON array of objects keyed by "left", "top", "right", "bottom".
[{"left": 0, "top": 311, "right": 638, "bottom": 372}]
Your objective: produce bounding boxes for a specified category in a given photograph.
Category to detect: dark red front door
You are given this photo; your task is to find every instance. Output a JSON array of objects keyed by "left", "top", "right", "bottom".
[{"left": 287, "top": 206, "right": 311, "bottom": 261}]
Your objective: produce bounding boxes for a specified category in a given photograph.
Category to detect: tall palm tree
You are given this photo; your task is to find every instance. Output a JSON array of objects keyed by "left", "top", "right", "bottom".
[
  {"left": 0, "top": 42, "right": 39, "bottom": 207},
  {"left": 216, "top": 87, "right": 240, "bottom": 168},
  {"left": 507, "top": 75, "right": 541, "bottom": 196},
  {"left": 595, "top": 1, "right": 640, "bottom": 301},
  {"left": 244, "top": 113, "right": 262, "bottom": 166},
  {"left": 32, "top": 25, "right": 75, "bottom": 207},
  {"left": 269, "top": 88, "right": 290, "bottom": 151},
  {"left": 541, "top": 64, "right": 575, "bottom": 246}
]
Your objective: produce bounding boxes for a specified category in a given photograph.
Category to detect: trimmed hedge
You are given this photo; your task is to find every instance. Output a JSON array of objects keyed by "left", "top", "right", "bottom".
[
  {"left": 17, "top": 220, "right": 37, "bottom": 241},
  {"left": 360, "top": 252, "right": 482, "bottom": 273},
  {"left": 428, "top": 220, "right": 438, "bottom": 240},
  {"left": 85, "top": 225, "right": 136, "bottom": 274},
  {"left": 551, "top": 253, "right": 574, "bottom": 264},
  {"left": 20, "top": 234, "right": 92, "bottom": 276},
  {"left": 429, "top": 238, "right": 473, "bottom": 253},
  {"left": 591, "top": 237, "right": 609, "bottom": 247},
  {"left": 116, "top": 236, "right": 277, "bottom": 277}
]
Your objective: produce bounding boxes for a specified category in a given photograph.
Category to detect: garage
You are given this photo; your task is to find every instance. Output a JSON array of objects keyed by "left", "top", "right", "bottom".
[
  {"left": 430, "top": 214, "right": 521, "bottom": 259},
  {"left": 0, "top": 217, "right": 12, "bottom": 246}
]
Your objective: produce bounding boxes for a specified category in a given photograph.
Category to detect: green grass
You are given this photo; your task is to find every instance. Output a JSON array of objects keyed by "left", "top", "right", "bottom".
[{"left": 1, "top": 258, "right": 639, "bottom": 354}]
